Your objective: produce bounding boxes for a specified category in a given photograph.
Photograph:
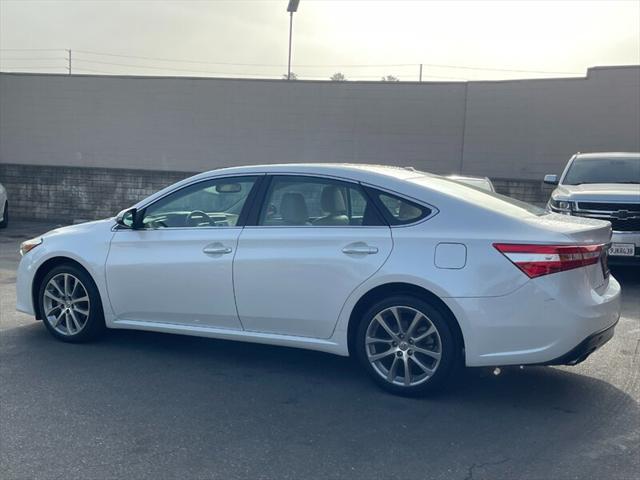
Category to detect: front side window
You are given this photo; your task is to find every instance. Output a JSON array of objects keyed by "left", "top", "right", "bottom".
[
  {"left": 142, "top": 176, "right": 258, "bottom": 228},
  {"left": 374, "top": 191, "right": 431, "bottom": 225},
  {"left": 259, "top": 176, "right": 383, "bottom": 226}
]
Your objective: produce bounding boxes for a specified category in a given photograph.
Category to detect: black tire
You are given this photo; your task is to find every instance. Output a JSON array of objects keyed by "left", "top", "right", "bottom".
[
  {"left": 355, "top": 294, "right": 459, "bottom": 396},
  {"left": 37, "top": 263, "right": 106, "bottom": 342},
  {"left": 0, "top": 202, "right": 7, "bottom": 228}
]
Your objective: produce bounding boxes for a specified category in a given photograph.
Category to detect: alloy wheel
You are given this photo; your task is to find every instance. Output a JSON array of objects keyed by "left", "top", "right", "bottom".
[
  {"left": 43, "top": 273, "right": 91, "bottom": 336},
  {"left": 365, "top": 305, "right": 442, "bottom": 387}
]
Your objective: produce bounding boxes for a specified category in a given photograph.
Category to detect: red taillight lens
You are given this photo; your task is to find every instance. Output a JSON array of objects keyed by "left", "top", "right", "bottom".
[{"left": 493, "top": 243, "right": 604, "bottom": 278}]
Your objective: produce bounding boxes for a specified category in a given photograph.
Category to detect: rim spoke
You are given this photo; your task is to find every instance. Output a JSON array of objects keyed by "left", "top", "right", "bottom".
[
  {"left": 413, "top": 346, "right": 441, "bottom": 360},
  {"left": 374, "top": 315, "right": 399, "bottom": 341},
  {"left": 366, "top": 336, "right": 393, "bottom": 345},
  {"left": 64, "top": 274, "right": 71, "bottom": 296},
  {"left": 369, "top": 349, "right": 395, "bottom": 362},
  {"left": 405, "top": 311, "right": 422, "bottom": 338},
  {"left": 410, "top": 355, "right": 435, "bottom": 375},
  {"left": 50, "top": 278, "right": 65, "bottom": 297},
  {"left": 413, "top": 325, "right": 436, "bottom": 343},
  {"left": 52, "top": 309, "right": 65, "bottom": 326},
  {"left": 387, "top": 356, "right": 400, "bottom": 382},
  {"left": 69, "top": 309, "right": 83, "bottom": 331},
  {"left": 44, "top": 290, "right": 63, "bottom": 303},
  {"left": 73, "top": 306, "right": 89, "bottom": 316},
  {"left": 64, "top": 311, "right": 73, "bottom": 333},
  {"left": 403, "top": 357, "right": 411, "bottom": 386},
  {"left": 390, "top": 307, "right": 403, "bottom": 334},
  {"left": 45, "top": 303, "right": 62, "bottom": 316},
  {"left": 70, "top": 277, "right": 79, "bottom": 297},
  {"left": 71, "top": 296, "right": 89, "bottom": 304}
]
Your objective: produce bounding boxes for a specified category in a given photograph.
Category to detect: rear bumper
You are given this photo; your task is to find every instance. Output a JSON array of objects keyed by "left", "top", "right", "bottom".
[
  {"left": 444, "top": 272, "right": 621, "bottom": 367},
  {"left": 539, "top": 320, "right": 617, "bottom": 366}
]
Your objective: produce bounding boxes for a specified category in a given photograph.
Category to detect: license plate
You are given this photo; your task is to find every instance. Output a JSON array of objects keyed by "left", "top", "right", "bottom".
[{"left": 608, "top": 243, "right": 635, "bottom": 256}]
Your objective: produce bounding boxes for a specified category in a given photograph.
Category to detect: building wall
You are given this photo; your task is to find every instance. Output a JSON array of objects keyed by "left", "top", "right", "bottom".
[
  {"left": 461, "top": 66, "right": 640, "bottom": 178},
  {"left": 0, "top": 66, "right": 637, "bottom": 221}
]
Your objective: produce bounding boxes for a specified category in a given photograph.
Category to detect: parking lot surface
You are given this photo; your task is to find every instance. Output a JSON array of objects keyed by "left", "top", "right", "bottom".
[{"left": 1, "top": 221, "right": 639, "bottom": 480}]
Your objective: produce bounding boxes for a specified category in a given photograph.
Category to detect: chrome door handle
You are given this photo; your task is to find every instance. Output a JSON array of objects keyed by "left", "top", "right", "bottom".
[
  {"left": 342, "top": 244, "right": 379, "bottom": 255},
  {"left": 203, "top": 245, "right": 232, "bottom": 255}
]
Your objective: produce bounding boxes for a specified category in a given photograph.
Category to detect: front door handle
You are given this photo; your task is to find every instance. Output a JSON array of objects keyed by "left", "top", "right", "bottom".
[
  {"left": 342, "top": 243, "right": 379, "bottom": 255},
  {"left": 203, "top": 244, "right": 232, "bottom": 255}
]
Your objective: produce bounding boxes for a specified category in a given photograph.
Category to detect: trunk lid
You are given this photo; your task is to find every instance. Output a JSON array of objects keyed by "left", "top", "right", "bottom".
[{"left": 524, "top": 212, "right": 612, "bottom": 245}]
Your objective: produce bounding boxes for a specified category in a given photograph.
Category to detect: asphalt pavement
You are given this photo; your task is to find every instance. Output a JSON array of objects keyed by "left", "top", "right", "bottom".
[{"left": 1, "top": 220, "right": 639, "bottom": 480}]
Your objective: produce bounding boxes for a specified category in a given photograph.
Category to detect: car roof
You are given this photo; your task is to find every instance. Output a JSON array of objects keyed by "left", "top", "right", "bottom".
[
  {"left": 574, "top": 152, "right": 639, "bottom": 159},
  {"left": 194, "top": 163, "right": 434, "bottom": 183}
]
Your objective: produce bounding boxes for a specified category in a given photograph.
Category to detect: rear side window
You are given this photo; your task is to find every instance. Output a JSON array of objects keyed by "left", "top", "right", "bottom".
[{"left": 373, "top": 191, "right": 431, "bottom": 225}]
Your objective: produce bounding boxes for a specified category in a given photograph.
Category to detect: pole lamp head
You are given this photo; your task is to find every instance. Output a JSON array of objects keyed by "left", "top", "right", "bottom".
[{"left": 287, "top": 0, "right": 300, "bottom": 13}]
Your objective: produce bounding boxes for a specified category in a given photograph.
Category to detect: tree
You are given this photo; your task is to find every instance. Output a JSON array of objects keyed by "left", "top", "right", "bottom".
[
  {"left": 282, "top": 72, "right": 298, "bottom": 80},
  {"left": 381, "top": 75, "right": 399, "bottom": 82},
  {"left": 330, "top": 72, "right": 346, "bottom": 82}
]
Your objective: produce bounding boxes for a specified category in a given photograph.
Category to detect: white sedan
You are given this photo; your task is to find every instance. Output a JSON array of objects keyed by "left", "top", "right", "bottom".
[{"left": 16, "top": 164, "right": 621, "bottom": 395}]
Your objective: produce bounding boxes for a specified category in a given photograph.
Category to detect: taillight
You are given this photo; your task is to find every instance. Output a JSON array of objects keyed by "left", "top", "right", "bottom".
[{"left": 493, "top": 243, "right": 604, "bottom": 278}]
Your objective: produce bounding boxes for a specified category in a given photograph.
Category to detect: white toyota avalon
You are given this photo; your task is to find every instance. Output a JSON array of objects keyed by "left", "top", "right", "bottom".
[{"left": 17, "top": 164, "right": 621, "bottom": 395}]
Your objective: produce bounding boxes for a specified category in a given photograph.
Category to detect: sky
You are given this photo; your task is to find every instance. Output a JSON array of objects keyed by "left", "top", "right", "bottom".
[{"left": 1, "top": 0, "right": 639, "bottom": 81}]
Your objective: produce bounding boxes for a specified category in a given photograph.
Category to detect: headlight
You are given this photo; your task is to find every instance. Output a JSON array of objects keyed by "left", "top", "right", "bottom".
[
  {"left": 549, "top": 199, "right": 574, "bottom": 214},
  {"left": 19, "top": 238, "right": 42, "bottom": 256}
]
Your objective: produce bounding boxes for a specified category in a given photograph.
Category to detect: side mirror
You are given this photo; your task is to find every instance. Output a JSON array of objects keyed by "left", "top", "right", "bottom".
[
  {"left": 115, "top": 207, "right": 139, "bottom": 229},
  {"left": 543, "top": 174, "right": 558, "bottom": 185}
]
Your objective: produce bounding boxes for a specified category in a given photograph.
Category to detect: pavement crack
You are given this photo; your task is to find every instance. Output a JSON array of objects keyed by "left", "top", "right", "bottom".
[{"left": 462, "top": 457, "right": 509, "bottom": 480}]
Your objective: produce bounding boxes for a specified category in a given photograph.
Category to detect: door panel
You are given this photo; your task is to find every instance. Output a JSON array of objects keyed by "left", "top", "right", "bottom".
[
  {"left": 105, "top": 174, "right": 259, "bottom": 329},
  {"left": 233, "top": 227, "right": 392, "bottom": 338},
  {"left": 106, "top": 228, "right": 242, "bottom": 329}
]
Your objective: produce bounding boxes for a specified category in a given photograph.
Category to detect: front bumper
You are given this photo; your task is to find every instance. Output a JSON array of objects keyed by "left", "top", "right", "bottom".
[{"left": 16, "top": 252, "right": 38, "bottom": 316}]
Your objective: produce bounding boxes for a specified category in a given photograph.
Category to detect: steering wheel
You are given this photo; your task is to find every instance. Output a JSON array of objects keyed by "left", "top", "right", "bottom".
[{"left": 185, "top": 210, "right": 212, "bottom": 227}]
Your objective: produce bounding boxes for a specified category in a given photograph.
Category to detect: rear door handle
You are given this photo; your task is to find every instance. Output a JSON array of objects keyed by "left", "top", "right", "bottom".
[
  {"left": 203, "top": 244, "right": 232, "bottom": 255},
  {"left": 342, "top": 243, "right": 379, "bottom": 255}
]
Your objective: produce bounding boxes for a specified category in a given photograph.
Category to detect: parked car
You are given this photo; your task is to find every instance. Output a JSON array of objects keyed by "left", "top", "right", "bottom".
[
  {"left": 447, "top": 175, "right": 496, "bottom": 192},
  {"left": 0, "top": 182, "right": 8, "bottom": 229},
  {"left": 545, "top": 152, "right": 640, "bottom": 265},
  {"left": 17, "top": 164, "right": 620, "bottom": 395}
]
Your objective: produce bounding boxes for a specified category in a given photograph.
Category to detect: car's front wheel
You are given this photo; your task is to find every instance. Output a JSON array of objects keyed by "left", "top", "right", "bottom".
[
  {"left": 355, "top": 295, "right": 459, "bottom": 396},
  {"left": 38, "top": 264, "right": 106, "bottom": 342}
]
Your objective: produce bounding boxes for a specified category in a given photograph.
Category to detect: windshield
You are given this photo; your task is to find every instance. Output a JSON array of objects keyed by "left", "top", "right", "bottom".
[{"left": 562, "top": 156, "right": 640, "bottom": 185}]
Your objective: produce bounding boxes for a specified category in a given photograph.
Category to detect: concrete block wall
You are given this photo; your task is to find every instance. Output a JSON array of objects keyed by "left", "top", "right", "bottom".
[
  {"left": 0, "top": 163, "right": 192, "bottom": 222},
  {"left": 0, "top": 163, "right": 553, "bottom": 223}
]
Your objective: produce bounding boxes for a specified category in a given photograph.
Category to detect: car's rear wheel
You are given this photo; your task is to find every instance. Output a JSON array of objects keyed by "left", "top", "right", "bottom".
[
  {"left": 38, "top": 264, "right": 106, "bottom": 342},
  {"left": 355, "top": 295, "right": 459, "bottom": 396},
  {"left": 0, "top": 201, "right": 7, "bottom": 228}
]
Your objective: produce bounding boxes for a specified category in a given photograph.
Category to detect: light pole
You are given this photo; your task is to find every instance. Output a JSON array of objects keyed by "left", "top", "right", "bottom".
[{"left": 287, "top": 0, "right": 300, "bottom": 80}]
